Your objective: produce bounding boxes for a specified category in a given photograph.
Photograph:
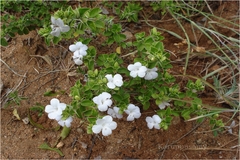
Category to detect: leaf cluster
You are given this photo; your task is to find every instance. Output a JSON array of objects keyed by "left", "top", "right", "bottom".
[{"left": 0, "top": 0, "right": 68, "bottom": 46}]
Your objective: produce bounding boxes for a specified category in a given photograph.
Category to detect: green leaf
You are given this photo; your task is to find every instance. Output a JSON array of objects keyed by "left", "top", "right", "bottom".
[
  {"left": 83, "top": 110, "right": 93, "bottom": 116},
  {"left": 60, "top": 126, "right": 71, "bottom": 140},
  {"left": 112, "top": 94, "right": 122, "bottom": 102},
  {"left": 81, "top": 100, "right": 94, "bottom": 107},
  {"left": 89, "top": 8, "right": 101, "bottom": 18},
  {"left": 166, "top": 107, "right": 171, "bottom": 115},
  {"left": 95, "top": 20, "right": 105, "bottom": 28},
  {"left": 143, "top": 101, "right": 150, "bottom": 110},
  {"left": 87, "top": 60, "right": 94, "bottom": 70},
  {"left": 53, "top": 36, "right": 60, "bottom": 44},
  {"left": 38, "top": 142, "right": 64, "bottom": 156},
  {"left": 1, "top": 38, "right": 8, "bottom": 46},
  {"left": 28, "top": 109, "right": 44, "bottom": 129},
  {"left": 78, "top": 8, "right": 89, "bottom": 17},
  {"left": 44, "top": 90, "right": 57, "bottom": 97},
  {"left": 113, "top": 34, "right": 126, "bottom": 43}
]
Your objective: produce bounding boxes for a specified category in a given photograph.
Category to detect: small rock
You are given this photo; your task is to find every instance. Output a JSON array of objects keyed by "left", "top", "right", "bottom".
[
  {"left": 80, "top": 142, "right": 88, "bottom": 149},
  {"left": 117, "top": 139, "right": 122, "bottom": 143},
  {"left": 123, "top": 31, "right": 133, "bottom": 40},
  {"left": 100, "top": 6, "right": 109, "bottom": 15},
  {"left": 22, "top": 117, "right": 29, "bottom": 124},
  {"left": 172, "top": 116, "right": 181, "bottom": 125},
  {"left": 196, "top": 139, "right": 202, "bottom": 145},
  {"left": 56, "top": 141, "right": 64, "bottom": 148},
  {"left": 77, "top": 128, "right": 84, "bottom": 134},
  {"left": 74, "top": 147, "right": 78, "bottom": 151},
  {"left": 94, "top": 155, "right": 101, "bottom": 160}
]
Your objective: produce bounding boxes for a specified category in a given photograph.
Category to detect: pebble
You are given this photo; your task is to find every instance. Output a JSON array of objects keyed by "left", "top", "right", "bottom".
[
  {"left": 122, "top": 31, "right": 133, "bottom": 40},
  {"left": 80, "top": 142, "right": 88, "bottom": 149},
  {"left": 22, "top": 117, "right": 29, "bottom": 124},
  {"left": 196, "top": 139, "right": 202, "bottom": 145},
  {"left": 77, "top": 128, "right": 84, "bottom": 134},
  {"left": 94, "top": 155, "right": 101, "bottom": 160},
  {"left": 56, "top": 141, "right": 64, "bottom": 148}
]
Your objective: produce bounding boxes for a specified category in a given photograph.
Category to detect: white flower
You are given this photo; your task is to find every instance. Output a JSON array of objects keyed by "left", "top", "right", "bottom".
[
  {"left": 69, "top": 42, "right": 88, "bottom": 57},
  {"left": 107, "top": 106, "right": 123, "bottom": 119},
  {"left": 124, "top": 104, "right": 141, "bottom": 121},
  {"left": 93, "top": 92, "right": 113, "bottom": 112},
  {"left": 144, "top": 67, "right": 158, "bottom": 80},
  {"left": 158, "top": 101, "right": 170, "bottom": 110},
  {"left": 45, "top": 98, "right": 66, "bottom": 121},
  {"left": 92, "top": 115, "right": 117, "bottom": 136},
  {"left": 127, "top": 62, "right": 147, "bottom": 78},
  {"left": 72, "top": 53, "right": 83, "bottom": 65},
  {"left": 58, "top": 116, "right": 73, "bottom": 127},
  {"left": 50, "top": 16, "right": 70, "bottom": 37},
  {"left": 105, "top": 74, "right": 123, "bottom": 89},
  {"left": 146, "top": 115, "right": 162, "bottom": 129}
]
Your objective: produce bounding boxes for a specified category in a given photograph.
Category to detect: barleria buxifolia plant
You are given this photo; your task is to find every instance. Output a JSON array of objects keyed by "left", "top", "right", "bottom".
[{"left": 39, "top": 5, "right": 225, "bottom": 138}]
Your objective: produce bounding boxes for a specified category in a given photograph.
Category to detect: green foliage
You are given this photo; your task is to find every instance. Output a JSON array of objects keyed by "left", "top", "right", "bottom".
[
  {"left": 30, "top": 103, "right": 44, "bottom": 117},
  {"left": 150, "top": 0, "right": 180, "bottom": 15},
  {"left": 37, "top": 3, "right": 227, "bottom": 136},
  {"left": 38, "top": 142, "right": 64, "bottom": 156},
  {"left": 0, "top": 0, "right": 68, "bottom": 46},
  {"left": 119, "top": 2, "right": 142, "bottom": 22},
  {"left": 5, "top": 91, "right": 26, "bottom": 107},
  {"left": 103, "top": 2, "right": 143, "bottom": 22}
]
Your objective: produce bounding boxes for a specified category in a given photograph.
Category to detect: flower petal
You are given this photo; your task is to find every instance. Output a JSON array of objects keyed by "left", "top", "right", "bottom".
[
  {"left": 50, "top": 98, "right": 60, "bottom": 107},
  {"left": 102, "top": 92, "right": 111, "bottom": 99},
  {"left": 60, "top": 25, "right": 70, "bottom": 33},
  {"left": 45, "top": 105, "right": 56, "bottom": 113},
  {"left": 146, "top": 117, "right": 153, "bottom": 123},
  {"left": 107, "top": 82, "right": 115, "bottom": 89},
  {"left": 134, "top": 112, "right": 141, "bottom": 119},
  {"left": 107, "top": 121, "right": 117, "bottom": 130},
  {"left": 55, "top": 18, "right": 64, "bottom": 27},
  {"left": 93, "top": 96, "right": 100, "bottom": 105},
  {"left": 76, "top": 42, "right": 83, "bottom": 47},
  {"left": 130, "top": 71, "right": 138, "bottom": 78},
  {"left": 69, "top": 44, "right": 79, "bottom": 52},
  {"left": 58, "top": 103, "right": 66, "bottom": 111},
  {"left": 147, "top": 122, "right": 154, "bottom": 129},
  {"left": 104, "top": 99, "right": 112, "bottom": 107},
  {"left": 153, "top": 115, "right": 161, "bottom": 123},
  {"left": 102, "top": 126, "right": 112, "bottom": 136},
  {"left": 98, "top": 104, "right": 108, "bottom": 112},
  {"left": 103, "top": 115, "right": 113, "bottom": 122},
  {"left": 105, "top": 74, "right": 113, "bottom": 81},
  {"left": 127, "top": 64, "right": 135, "bottom": 71},
  {"left": 73, "top": 58, "right": 83, "bottom": 65},
  {"left": 92, "top": 125, "right": 102, "bottom": 134},
  {"left": 48, "top": 111, "right": 61, "bottom": 120},
  {"left": 154, "top": 124, "right": 160, "bottom": 129},
  {"left": 127, "top": 114, "right": 135, "bottom": 121},
  {"left": 51, "top": 16, "right": 56, "bottom": 24}
]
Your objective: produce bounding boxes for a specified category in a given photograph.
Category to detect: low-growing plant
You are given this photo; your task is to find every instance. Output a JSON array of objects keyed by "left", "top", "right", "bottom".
[
  {"left": 0, "top": 0, "right": 67, "bottom": 46},
  {"left": 38, "top": 4, "right": 227, "bottom": 139},
  {"left": 4, "top": 91, "right": 26, "bottom": 108}
]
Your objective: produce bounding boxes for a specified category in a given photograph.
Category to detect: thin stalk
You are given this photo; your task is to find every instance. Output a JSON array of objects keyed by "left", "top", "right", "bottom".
[{"left": 167, "top": 9, "right": 191, "bottom": 75}]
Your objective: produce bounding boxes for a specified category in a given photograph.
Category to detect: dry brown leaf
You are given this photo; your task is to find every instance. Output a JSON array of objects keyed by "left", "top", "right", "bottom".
[
  {"left": 13, "top": 108, "right": 21, "bottom": 120},
  {"left": 30, "top": 55, "right": 53, "bottom": 68}
]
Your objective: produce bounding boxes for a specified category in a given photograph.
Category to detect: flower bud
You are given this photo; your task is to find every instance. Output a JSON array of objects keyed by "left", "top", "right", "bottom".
[
  {"left": 75, "top": 96, "right": 80, "bottom": 100},
  {"left": 94, "top": 69, "right": 98, "bottom": 76},
  {"left": 102, "top": 77, "right": 108, "bottom": 83},
  {"left": 114, "top": 62, "right": 119, "bottom": 68}
]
